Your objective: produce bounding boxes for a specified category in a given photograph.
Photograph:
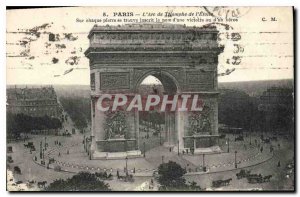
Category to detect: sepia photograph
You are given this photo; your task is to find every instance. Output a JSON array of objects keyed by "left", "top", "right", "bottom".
[{"left": 5, "top": 6, "right": 294, "bottom": 191}]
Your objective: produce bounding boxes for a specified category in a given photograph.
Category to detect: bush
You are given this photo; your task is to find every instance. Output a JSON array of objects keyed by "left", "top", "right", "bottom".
[{"left": 45, "top": 172, "right": 110, "bottom": 191}]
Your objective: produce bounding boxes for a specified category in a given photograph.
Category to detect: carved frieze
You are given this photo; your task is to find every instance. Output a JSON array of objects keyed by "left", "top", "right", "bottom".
[
  {"left": 100, "top": 72, "right": 130, "bottom": 90},
  {"left": 103, "top": 111, "right": 130, "bottom": 140},
  {"left": 187, "top": 105, "right": 212, "bottom": 136},
  {"left": 93, "top": 32, "right": 217, "bottom": 43},
  {"left": 186, "top": 71, "right": 214, "bottom": 90}
]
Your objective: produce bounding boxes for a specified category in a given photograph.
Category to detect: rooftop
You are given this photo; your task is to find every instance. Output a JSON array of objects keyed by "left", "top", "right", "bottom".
[{"left": 7, "top": 86, "right": 57, "bottom": 100}]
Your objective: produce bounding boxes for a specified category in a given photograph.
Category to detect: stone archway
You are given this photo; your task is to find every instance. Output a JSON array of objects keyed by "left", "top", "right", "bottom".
[
  {"left": 135, "top": 71, "right": 179, "bottom": 152},
  {"left": 85, "top": 23, "right": 223, "bottom": 159}
]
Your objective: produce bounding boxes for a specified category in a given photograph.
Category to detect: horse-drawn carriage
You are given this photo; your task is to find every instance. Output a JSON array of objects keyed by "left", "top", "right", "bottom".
[
  {"left": 7, "top": 156, "right": 14, "bottom": 163},
  {"left": 24, "top": 142, "right": 36, "bottom": 151},
  {"left": 247, "top": 174, "right": 272, "bottom": 184},
  {"left": 49, "top": 158, "right": 55, "bottom": 164},
  {"left": 122, "top": 174, "right": 134, "bottom": 182},
  {"left": 62, "top": 132, "right": 72, "bottom": 137},
  {"left": 235, "top": 135, "right": 244, "bottom": 141},
  {"left": 219, "top": 134, "right": 226, "bottom": 139},
  {"left": 95, "top": 172, "right": 113, "bottom": 180},
  {"left": 262, "top": 138, "right": 271, "bottom": 144},
  {"left": 212, "top": 178, "right": 232, "bottom": 188},
  {"left": 14, "top": 166, "right": 21, "bottom": 174},
  {"left": 24, "top": 142, "right": 33, "bottom": 147},
  {"left": 7, "top": 146, "right": 13, "bottom": 153},
  {"left": 236, "top": 169, "right": 251, "bottom": 179},
  {"left": 247, "top": 174, "right": 263, "bottom": 183}
]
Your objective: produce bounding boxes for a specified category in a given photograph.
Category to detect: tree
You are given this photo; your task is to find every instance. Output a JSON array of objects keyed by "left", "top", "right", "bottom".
[
  {"left": 158, "top": 161, "right": 186, "bottom": 190},
  {"left": 45, "top": 172, "right": 110, "bottom": 191},
  {"left": 218, "top": 89, "right": 255, "bottom": 130},
  {"left": 59, "top": 97, "right": 91, "bottom": 130},
  {"left": 157, "top": 161, "right": 202, "bottom": 191},
  {"left": 6, "top": 113, "right": 62, "bottom": 138}
]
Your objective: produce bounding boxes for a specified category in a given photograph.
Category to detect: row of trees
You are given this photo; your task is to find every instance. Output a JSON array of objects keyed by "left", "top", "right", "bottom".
[
  {"left": 7, "top": 113, "right": 62, "bottom": 138},
  {"left": 140, "top": 111, "right": 165, "bottom": 129},
  {"left": 59, "top": 97, "right": 91, "bottom": 130},
  {"left": 44, "top": 161, "right": 199, "bottom": 191},
  {"left": 218, "top": 89, "right": 294, "bottom": 133}
]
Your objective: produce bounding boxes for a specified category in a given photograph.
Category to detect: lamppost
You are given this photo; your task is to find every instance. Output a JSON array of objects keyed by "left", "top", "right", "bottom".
[
  {"left": 40, "top": 141, "right": 42, "bottom": 159},
  {"left": 85, "top": 137, "right": 88, "bottom": 153},
  {"left": 143, "top": 142, "right": 146, "bottom": 157},
  {"left": 202, "top": 154, "right": 206, "bottom": 172},
  {"left": 125, "top": 156, "right": 128, "bottom": 176},
  {"left": 159, "top": 130, "right": 162, "bottom": 145},
  {"left": 234, "top": 151, "right": 237, "bottom": 168},
  {"left": 227, "top": 138, "right": 230, "bottom": 153},
  {"left": 177, "top": 140, "right": 180, "bottom": 155},
  {"left": 44, "top": 136, "right": 47, "bottom": 150}
]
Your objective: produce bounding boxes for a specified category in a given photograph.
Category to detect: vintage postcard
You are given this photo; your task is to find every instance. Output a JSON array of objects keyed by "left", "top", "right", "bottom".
[{"left": 6, "top": 6, "right": 294, "bottom": 191}]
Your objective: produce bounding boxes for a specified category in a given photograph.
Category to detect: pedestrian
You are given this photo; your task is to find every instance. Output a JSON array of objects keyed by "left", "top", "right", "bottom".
[
  {"left": 260, "top": 146, "right": 263, "bottom": 153},
  {"left": 270, "top": 145, "right": 273, "bottom": 153},
  {"left": 277, "top": 161, "right": 281, "bottom": 167}
]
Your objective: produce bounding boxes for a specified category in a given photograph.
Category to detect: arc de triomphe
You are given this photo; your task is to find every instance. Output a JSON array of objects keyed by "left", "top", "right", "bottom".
[{"left": 85, "top": 23, "right": 224, "bottom": 159}]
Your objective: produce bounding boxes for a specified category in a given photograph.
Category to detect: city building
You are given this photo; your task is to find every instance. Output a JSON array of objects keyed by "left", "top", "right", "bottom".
[{"left": 7, "top": 86, "right": 62, "bottom": 118}]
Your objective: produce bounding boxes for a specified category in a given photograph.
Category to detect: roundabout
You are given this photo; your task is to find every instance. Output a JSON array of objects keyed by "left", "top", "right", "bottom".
[{"left": 33, "top": 131, "right": 274, "bottom": 177}]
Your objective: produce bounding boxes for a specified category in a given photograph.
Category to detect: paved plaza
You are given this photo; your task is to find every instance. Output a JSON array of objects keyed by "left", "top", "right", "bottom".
[
  {"left": 7, "top": 115, "right": 293, "bottom": 191},
  {"left": 6, "top": 111, "right": 294, "bottom": 191}
]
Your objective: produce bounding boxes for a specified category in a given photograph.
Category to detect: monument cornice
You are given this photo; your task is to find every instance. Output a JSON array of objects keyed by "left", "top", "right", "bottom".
[
  {"left": 85, "top": 50, "right": 223, "bottom": 57},
  {"left": 88, "top": 23, "right": 219, "bottom": 38}
]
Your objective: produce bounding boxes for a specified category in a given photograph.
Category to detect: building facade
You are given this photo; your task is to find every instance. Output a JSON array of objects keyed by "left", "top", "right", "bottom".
[
  {"left": 7, "top": 86, "right": 62, "bottom": 118},
  {"left": 258, "top": 87, "right": 294, "bottom": 134},
  {"left": 85, "top": 23, "right": 224, "bottom": 159}
]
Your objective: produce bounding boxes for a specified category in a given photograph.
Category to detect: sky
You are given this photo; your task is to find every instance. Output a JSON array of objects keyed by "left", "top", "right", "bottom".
[{"left": 6, "top": 7, "right": 294, "bottom": 85}]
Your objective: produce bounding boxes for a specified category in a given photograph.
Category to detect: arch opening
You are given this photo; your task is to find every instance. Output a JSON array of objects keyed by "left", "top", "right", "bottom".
[
  {"left": 137, "top": 74, "right": 178, "bottom": 153},
  {"left": 136, "top": 71, "right": 179, "bottom": 94}
]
